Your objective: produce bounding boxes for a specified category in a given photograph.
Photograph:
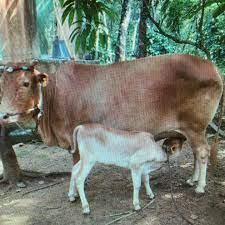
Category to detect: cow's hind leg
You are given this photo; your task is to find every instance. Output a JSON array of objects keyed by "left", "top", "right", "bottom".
[
  {"left": 186, "top": 153, "right": 199, "bottom": 186},
  {"left": 187, "top": 132, "right": 210, "bottom": 193}
]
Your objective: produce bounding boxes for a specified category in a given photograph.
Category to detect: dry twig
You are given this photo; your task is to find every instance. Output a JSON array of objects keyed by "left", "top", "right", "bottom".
[
  {"left": 22, "top": 181, "right": 63, "bottom": 196},
  {"left": 105, "top": 199, "right": 155, "bottom": 225}
]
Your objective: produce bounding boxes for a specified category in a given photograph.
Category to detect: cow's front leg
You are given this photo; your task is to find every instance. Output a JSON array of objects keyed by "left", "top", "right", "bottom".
[{"left": 186, "top": 153, "right": 199, "bottom": 186}]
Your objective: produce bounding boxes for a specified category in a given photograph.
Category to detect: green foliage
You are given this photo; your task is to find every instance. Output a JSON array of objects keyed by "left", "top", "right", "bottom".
[
  {"left": 57, "top": 0, "right": 225, "bottom": 69},
  {"left": 161, "top": 0, "right": 194, "bottom": 33},
  {"left": 59, "top": 0, "right": 117, "bottom": 54},
  {"left": 36, "top": 0, "right": 55, "bottom": 55}
]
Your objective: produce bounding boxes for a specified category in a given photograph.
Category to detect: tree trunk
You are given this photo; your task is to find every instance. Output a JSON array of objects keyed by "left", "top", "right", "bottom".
[
  {"left": 103, "top": 12, "right": 113, "bottom": 63},
  {"left": 131, "top": 20, "right": 139, "bottom": 56},
  {"left": 115, "top": 0, "right": 133, "bottom": 62},
  {"left": 138, "top": 0, "right": 150, "bottom": 58},
  {"left": 0, "top": 0, "right": 39, "bottom": 62},
  {"left": 95, "top": 27, "right": 100, "bottom": 60}
]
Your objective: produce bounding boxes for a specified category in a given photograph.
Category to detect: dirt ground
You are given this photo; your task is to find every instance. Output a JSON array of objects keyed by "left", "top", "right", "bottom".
[{"left": 0, "top": 138, "right": 225, "bottom": 225}]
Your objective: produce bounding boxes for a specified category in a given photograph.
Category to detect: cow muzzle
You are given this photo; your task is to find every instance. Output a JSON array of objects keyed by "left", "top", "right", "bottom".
[{"left": 0, "top": 107, "right": 40, "bottom": 125}]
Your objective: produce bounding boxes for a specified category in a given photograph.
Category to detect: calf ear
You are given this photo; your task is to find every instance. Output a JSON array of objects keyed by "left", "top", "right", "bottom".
[{"left": 36, "top": 73, "right": 48, "bottom": 87}]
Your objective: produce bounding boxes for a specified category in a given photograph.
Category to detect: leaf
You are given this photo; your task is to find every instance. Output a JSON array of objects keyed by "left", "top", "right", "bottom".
[
  {"left": 68, "top": 9, "right": 75, "bottom": 26},
  {"left": 69, "top": 26, "right": 81, "bottom": 40},
  {"left": 62, "top": 5, "right": 73, "bottom": 24},
  {"left": 59, "top": 0, "right": 65, "bottom": 7},
  {"left": 75, "top": 35, "right": 81, "bottom": 53},
  {"left": 99, "top": 32, "right": 108, "bottom": 48},
  {"left": 62, "top": 0, "right": 74, "bottom": 8},
  {"left": 89, "top": 30, "right": 97, "bottom": 50},
  {"left": 213, "top": 3, "right": 225, "bottom": 18},
  {"left": 70, "top": 30, "right": 81, "bottom": 42}
]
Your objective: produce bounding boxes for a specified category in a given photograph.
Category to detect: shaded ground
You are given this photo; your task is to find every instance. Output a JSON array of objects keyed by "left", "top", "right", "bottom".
[{"left": 0, "top": 140, "right": 225, "bottom": 225}]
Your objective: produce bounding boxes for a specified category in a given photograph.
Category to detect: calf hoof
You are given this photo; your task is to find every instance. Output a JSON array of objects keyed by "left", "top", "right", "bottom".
[
  {"left": 16, "top": 181, "right": 26, "bottom": 188},
  {"left": 69, "top": 196, "right": 76, "bottom": 202},
  {"left": 148, "top": 194, "right": 155, "bottom": 200},
  {"left": 68, "top": 193, "right": 77, "bottom": 202},
  {"left": 134, "top": 204, "right": 141, "bottom": 211},
  {"left": 83, "top": 206, "right": 90, "bottom": 215},
  {"left": 186, "top": 179, "right": 196, "bottom": 187},
  {"left": 195, "top": 186, "right": 205, "bottom": 194}
]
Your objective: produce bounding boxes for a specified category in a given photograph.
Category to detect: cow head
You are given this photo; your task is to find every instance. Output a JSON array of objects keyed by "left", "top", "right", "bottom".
[
  {"left": 0, "top": 62, "right": 48, "bottom": 125},
  {"left": 162, "top": 137, "right": 186, "bottom": 159}
]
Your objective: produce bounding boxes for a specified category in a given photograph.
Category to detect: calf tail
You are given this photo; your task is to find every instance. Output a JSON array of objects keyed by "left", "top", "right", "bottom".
[{"left": 71, "top": 125, "right": 82, "bottom": 154}]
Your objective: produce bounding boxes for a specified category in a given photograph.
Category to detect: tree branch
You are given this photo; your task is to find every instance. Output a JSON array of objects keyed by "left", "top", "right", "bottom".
[
  {"left": 213, "top": 2, "right": 225, "bottom": 18},
  {"left": 197, "top": 0, "right": 206, "bottom": 48},
  {"left": 147, "top": 6, "right": 211, "bottom": 59}
]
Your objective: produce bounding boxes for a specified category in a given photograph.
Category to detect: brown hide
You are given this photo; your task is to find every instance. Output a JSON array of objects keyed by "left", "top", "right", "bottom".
[{"left": 38, "top": 54, "right": 223, "bottom": 149}]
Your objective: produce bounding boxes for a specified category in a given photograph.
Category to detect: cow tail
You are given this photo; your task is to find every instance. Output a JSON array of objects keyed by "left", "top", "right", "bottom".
[
  {"left": 210, "top": 78, "right": 225, "bottom": 167},
  {"left": 71, "top": 125, "right": 82, "bottom": 154}
]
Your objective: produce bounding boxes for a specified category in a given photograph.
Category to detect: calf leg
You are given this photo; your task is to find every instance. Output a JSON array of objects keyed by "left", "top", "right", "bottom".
[
  {"left": 76, "top": 160, "right": 94, "bottom": 214},
  {"left": 187, "top": 132, "right": 210, "bottom": 193},
  {"left": 68, "top": 161, "right": 81, "bottom": 202},
  {"left": 142, "top": 173, "right": 155, "bottom": 199},
  {"left": 131, "top": 169, "right": 142, "bottom": 211}
]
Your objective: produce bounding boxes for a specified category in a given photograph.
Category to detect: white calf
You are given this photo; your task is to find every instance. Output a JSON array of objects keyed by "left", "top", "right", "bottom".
[{"left": 68, "top": 124, "right": 184, "bottom": 214}]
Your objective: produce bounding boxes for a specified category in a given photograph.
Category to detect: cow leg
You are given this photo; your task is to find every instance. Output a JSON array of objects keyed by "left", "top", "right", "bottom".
[
  {"left": 186, "top": 153, "right": 200, "bottom": 186},
  {"left": 76, "top": 159, "right": 94, "bottom": 214},
  {"left": 187, "top": 132, "right": 210, "bottom": 193},
  {"left": 72, "top": 151, "right": 80, "bottom": 165},
  {"left": 68, "top": 161, "right": 81, "bottom": 202},
  {"left": 142, "top": 173, "right": 155, "bottom": 199},
  {"left": 131, "top": 169, "right": 142, "bottom": 211}
]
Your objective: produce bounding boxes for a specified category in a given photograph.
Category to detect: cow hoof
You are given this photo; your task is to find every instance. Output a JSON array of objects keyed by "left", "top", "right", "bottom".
[
  {"left": 195, "top": 186, "right": 205, "bottom": 194},
  {"left": 83, "top": 206, "right": 90, "bottom": 215}
]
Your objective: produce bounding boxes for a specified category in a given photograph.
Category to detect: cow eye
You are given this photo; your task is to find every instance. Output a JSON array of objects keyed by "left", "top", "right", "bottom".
[{"left": 23, "top": 81, "right": 30, "bottom": 87}]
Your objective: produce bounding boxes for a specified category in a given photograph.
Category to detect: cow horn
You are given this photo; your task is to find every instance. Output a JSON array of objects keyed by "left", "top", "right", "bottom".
[
  {"left": 31, "top": 60, "right": 39, "bottom": 67},
  {"left": 28, "top": 60, "right": 39, "bottom": 72}
]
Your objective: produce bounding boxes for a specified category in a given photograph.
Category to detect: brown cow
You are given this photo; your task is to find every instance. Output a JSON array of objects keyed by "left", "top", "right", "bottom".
[{"left": 0, "top": 54, "right": 223, "bottom": 193}]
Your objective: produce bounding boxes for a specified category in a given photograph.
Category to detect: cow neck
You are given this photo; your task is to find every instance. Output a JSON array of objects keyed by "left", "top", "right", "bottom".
[{"left": 36, "top": 74, "right": 56, "bottom": 133}]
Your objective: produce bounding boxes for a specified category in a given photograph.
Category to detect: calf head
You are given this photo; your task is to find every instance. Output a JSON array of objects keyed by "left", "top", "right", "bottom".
[
  {"left": 0, "top": 62, "right": 48, "bottom": 125},
  {"left": 162, "top": 137, "right": 186, "bottom": 158}
]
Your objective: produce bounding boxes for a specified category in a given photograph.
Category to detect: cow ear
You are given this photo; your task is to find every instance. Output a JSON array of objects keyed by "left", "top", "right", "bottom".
[{"left": 36, "top": 73, "right": 48, "bottom": 87}]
